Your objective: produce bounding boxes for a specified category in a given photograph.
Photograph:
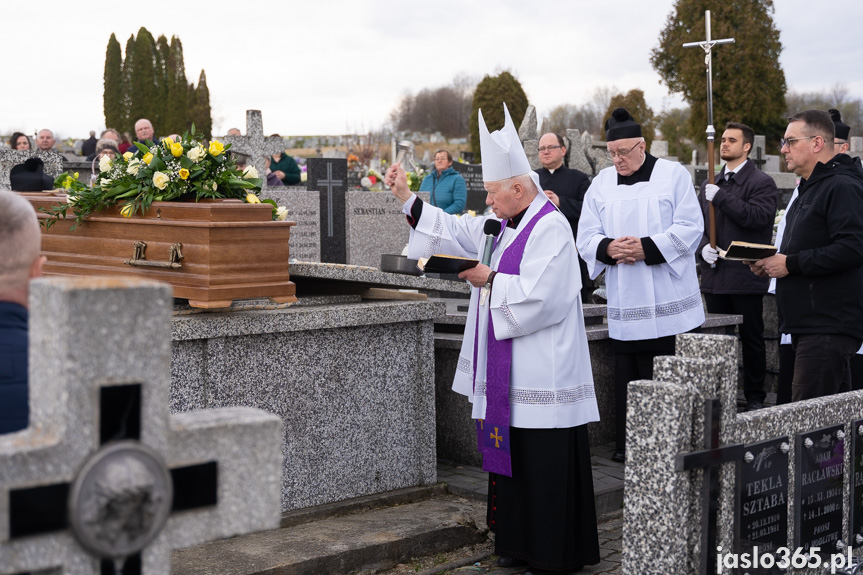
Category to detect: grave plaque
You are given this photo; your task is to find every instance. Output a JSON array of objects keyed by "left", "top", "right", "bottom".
[
  {"left": 794, "top": 424, "right": 845, "bottom": 557},
  {"left": 736, "top": 437, "right": 789, "bottom": 574},
  {"left": 851, "top": 419, "right": 863, "bottom": 547},
  {"left": 451, "top": 161, "right": 486, "bottom": 213},
  {"left": 263, "top": 188, "right": 321, "bottom": 261},
  {"left": 694, "top": 168, "right": 709, "bottom": 188},
  {"left": 307, "top": 158, "right": 348, "bottom": 263}
]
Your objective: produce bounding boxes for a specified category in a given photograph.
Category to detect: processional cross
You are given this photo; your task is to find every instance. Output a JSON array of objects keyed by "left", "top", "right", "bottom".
[{"left": 683, "top": 10, "right": 734, "bottom": 249}]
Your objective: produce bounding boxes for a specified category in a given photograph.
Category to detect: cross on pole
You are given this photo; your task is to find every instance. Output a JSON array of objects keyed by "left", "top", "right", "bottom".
[
  {"left": 222, "top": 110, "right": 287, "bottom": 191},
  {"left": 676, "top": 398, "right": 745, "bottom": 575},
  {"left": 319, "top": 162, "right": 343, "bottom": 237},
  {"left": 683, "top": 10, "right": 734, "bottom": 250}
]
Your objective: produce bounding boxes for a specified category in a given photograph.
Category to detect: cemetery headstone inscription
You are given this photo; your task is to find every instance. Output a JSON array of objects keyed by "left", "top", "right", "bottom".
[{"left": 450, "top": 162, "right": 486, "bottom": 213}]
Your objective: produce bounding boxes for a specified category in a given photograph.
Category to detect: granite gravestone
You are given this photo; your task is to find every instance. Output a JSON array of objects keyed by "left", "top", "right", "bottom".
[
  {"left": 450, "top": 162, "right": 486, "bottom": 213},
  {"left": 0, "top": 149, "right": 65, "bottom": 190},
  {"left": 0, "top": 277, "right": 282, "bottom": 574},
  {"left": 794, "top": 425, "right": 845, "bottom": 558},
  {"left": 737, "top": 437, "right": 789, "bottom": 573},
  {"left": 345, "top": 191, "right": 429, "bottom": 267},
  {"left": 262, "top": 188, "right": 321, "bottom": 262},
  {"left": 852, "top": 420, "right": 863, "bottom": 548},
  {"left": 221, "top": 110, "right": 286, "bottom": 192},
  {"left": 307, "top": 157, "right": 348, "bottom": 263}
]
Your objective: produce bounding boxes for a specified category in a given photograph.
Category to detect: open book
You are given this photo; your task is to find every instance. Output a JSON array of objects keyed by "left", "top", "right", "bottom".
[
  {"left": 718, "top": 241, "right": 778, "bottom": 262},
  {"left": 417, "top": 254, "right": 479, "bottom": 274}
]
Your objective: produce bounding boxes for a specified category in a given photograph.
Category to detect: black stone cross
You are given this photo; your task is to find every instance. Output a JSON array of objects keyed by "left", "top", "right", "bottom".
[
  {"left": 753, "top": 145, "right": 767, "bottom": 171},
  {"left": 319, "top": 162, "right": 343, "bottom": 237},
  {"left": 308, "top": 158, "right": 348, "bottom": 263},
  {"left": 676, "top": 398, "right": 745, "bottom": 575}
]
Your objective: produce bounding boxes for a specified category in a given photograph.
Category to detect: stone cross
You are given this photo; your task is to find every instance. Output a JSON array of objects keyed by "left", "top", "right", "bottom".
[
  {"left": 319, "top": 162, "right": 343, "bottom": 238},
  {"left": 752, "top": 135, "right": 767, "bottom": 171},
  {"left": 0, "top": 277, "right": 282, "bottom": 574},
  {"left": 0, "top": 149, "right": 65, "bottom": 190},
  {"left": 221, "top": 110, "right": 286, "bottom": 191}
]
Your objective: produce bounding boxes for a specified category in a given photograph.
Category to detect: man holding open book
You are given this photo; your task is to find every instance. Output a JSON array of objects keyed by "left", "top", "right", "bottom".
[{"left": 698, "top": 122, "right": 778, "bottom": 411}]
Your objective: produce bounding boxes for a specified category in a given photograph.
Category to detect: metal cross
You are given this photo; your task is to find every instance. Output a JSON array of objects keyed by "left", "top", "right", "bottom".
[
  {"left": 318, "top": 162, "right": 343, "bottom": 237},
  {"left": 676, "top": 398, "right": 745, "bottom": 575},
  {"left": 683, "top": 10, "right": 734, "bottom": 249}
]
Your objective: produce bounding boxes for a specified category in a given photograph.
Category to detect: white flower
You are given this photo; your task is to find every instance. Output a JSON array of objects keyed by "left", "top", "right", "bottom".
[
  {"left": 212, "top": 181, "right": 218, "bottom": 191},
  {"left": 276, "top": 206, "right": 288, "bottom": 221},
  {"left": 99, "top": 155, "right": 112, "bottom": 172},
  {"left": 188, "top": 145, "right": 206, "bottom": 163},
  {"left": 153, "top": 171, "right": 170, "bottom": 190},
  {"left": 127, "top": 159, "right": 141, "bottom": 175},
  {"left": 101, "top": 178, "right": 112, "bottom": 190},
  {"left": 242, "top": 165, "right": 259, "bottom": 179},
  {"left": 361, "top": 176, "right": 372, "bottom": 188}
]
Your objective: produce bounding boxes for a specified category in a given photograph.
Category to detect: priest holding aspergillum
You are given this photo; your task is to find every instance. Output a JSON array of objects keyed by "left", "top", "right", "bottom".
[{"left": 385, "top": 104, "right": 600, "bottom": 574}]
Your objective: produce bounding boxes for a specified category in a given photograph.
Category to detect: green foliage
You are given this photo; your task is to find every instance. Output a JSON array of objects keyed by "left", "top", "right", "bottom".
[
  {"left": 601, "top": 89, "right": 657, "bottom": 149},
  {"left": 650, "top": 0, "right": 787, "bottom": 149},
  {"left": 469, "top": 71, "right": 529, "bottom": 162},
  {"left": 657, "top": 107, "right": 695, "bottom": 160},
  {"left": 103, "top": 34, "right": 123, "bottom": 132},
  {"left": 190, "top": 70, "right": 212, "bottom": 139},
  {"left": 103, "top": 28, "right": 210, "bottom": 138}
]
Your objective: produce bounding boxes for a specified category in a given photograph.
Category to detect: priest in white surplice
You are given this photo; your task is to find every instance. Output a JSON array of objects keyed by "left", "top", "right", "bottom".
[
  {"left": 576, "top": 108, "right": 704, "bottom": 464},
  {"left": 386, "top": 104, "right": 600, "bottom": 574}
]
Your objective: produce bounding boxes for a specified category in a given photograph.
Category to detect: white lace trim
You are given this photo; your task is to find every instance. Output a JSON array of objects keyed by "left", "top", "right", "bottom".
[
  {"left": 457, "top": 356, "right": 472, "bottom": 375},
  {"left": 607, "top": 292, "right": 702, "bottom": 322},
  {"left": 423, "top": 211, "right": 444, "bottom": 259},
  {"left": 668, "top": 232, "right": 690, "bottom": 258},
  {"left": 498, "top": 280, "right": 525, "bottom": 338},
  {"left": 509, "top": 384, "right": 597, "bottom": 405}
]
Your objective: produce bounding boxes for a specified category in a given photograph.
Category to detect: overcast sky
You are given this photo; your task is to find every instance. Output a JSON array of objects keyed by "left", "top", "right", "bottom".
[{"left": 3, "top": 0, "right": 861, "bottom": 140}]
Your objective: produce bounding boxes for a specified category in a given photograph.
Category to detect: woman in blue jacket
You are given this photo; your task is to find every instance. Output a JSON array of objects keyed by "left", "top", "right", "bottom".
[{"left": 419, "top": 149, "right": 467, "bottom": 214}]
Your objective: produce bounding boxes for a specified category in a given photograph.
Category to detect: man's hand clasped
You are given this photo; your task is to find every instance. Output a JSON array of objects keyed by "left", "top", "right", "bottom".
[
  {"left": 749, "top": 254, "right": 789, "bottom": 278},
  {"left": 607, "top": 236, "right": 645, "bottom": 265}
]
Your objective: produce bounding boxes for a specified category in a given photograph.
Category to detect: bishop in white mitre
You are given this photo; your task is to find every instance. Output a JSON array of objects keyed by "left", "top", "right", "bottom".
[
  {"left": 576, "top": 108, "right": 704, "bottom": 464},
  {"left": 385, "top": 104, "right": 600, "bottom": 574}
]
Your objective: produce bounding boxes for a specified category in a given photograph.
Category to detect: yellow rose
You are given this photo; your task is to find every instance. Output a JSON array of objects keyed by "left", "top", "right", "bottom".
[
  {"left": 178, "top": 168, "right": 190, "bottom": 180},
  {"left": 120, "top": 204, "right": 134, "bottom": 218},
  {"left": 163, "top": 137, "right": 174, "bottom": 148},
  {"left": 123, "top": 151, "right": 134, "bottom": 160},
  {"left": 209, "top": 140, "right": 224, "bottom": 157},
  {"left": 152, "top": 171, "right": 170, "bottom": 190},
  {"left": 170, "top": 142, "right": 183, "bottom": 157},
  {"left": 245, "top": 193, "right": 261, "bottom": 204},
  {"left": 276, "top": 206, "right": 288, "bottom": 221},
  {"left": 143, "top": 152, "right": 154, "bottom": 165}
]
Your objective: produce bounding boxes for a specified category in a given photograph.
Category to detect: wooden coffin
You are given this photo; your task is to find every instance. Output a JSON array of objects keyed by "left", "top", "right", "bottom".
[{"left": 21, "top": 192, "right": 297, "bottom": 309}]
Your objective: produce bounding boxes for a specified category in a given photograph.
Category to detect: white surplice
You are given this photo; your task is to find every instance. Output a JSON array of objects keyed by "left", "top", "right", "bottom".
[
  {"left": 403, "top": 193, "right": 599, "bottom": 429},
  {"left": 576, "top": 158, "right": 705, "bottom": 341}
]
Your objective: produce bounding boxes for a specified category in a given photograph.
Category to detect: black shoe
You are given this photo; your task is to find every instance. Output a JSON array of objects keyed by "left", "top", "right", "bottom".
[
  {"left": 497, "top": 556, "right": 527, "bottom": 568},
  {"left": 611, "top": 450, "right": 625, "bottom": 463},
  {"left": 745, "top": 400, "right": 764, "bottom": 412}
]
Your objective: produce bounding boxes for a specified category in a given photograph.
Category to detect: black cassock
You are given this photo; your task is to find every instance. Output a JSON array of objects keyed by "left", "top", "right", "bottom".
[{"left": 487, "top": 424, "right": 600, "bottom": 572}]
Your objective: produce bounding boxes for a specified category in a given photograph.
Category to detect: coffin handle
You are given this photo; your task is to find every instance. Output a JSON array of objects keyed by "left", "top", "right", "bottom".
[{"left": 124, "top": 241, "right": 183, "bottom": 269}]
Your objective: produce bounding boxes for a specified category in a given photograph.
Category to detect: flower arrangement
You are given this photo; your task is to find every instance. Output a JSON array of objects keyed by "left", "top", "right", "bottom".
[
  {"left": 406, "top": 167, "right": 425, "bottom": 192},
  {"left": 42, "top": 127, "right": 287, "bottom": 228}
]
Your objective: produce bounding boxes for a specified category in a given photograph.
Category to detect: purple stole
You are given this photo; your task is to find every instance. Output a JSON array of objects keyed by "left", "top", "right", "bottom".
[{"left": 473, "top": 200, "right": 556, "bottom": 477}]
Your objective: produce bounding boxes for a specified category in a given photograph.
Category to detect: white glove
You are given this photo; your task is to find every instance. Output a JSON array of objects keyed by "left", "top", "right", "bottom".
[
  {"left": 705, "top": 183, "right": 720, "bottom": 202},
  {"left": 702, "top": 244, "right": 719, "bottom": 264}
]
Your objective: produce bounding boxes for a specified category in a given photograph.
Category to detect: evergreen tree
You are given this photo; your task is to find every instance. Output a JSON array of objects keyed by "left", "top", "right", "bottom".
[
  {"left": 120, "top": 34, "right": 136, "bottom": 134},
  {"left": 129, "top": 27, "right": 160, "bottom": 138},
  {"left": 191, "top": 70, "right": 212, "bottom": 138},
  {"left": 601, "top": 89, "right": 657, "bottom": 149},
  {"left": 164, "top": 37, "right": 188, "bottom": 136},
  {"left": 469, "top": 71, "right": 529, "bottom": 162},
  {"left": 651, "top": 0, "right": 787, "bottom": 150},
  {"left": 657, "top": 107, "right": 695, "bottom": 160},
  {"left": 153, "top": 35, "right": 171, "bottom": 131},
  {"left": 103, "top": 33, "right": 123, "bottom": 131}
]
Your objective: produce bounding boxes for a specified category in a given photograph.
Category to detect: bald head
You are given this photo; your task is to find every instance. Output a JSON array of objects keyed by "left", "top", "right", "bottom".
[{"left": 0, "top": 192, "right": 44, "bottom": 305}]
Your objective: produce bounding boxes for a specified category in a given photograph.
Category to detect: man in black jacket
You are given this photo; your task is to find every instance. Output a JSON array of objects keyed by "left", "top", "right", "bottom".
[
  {"left": 751, "top": 109, "right": 863, "bottom": 401},
  {"left": 699, "top": 123, "right": 778, "bottom": 411},
  {"left": 536, "top": 132, "right": 593, "bottom": 302}
]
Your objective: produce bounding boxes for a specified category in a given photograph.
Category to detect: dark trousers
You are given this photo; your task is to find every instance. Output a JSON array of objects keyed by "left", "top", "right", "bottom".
[
  {"left": 704, "top": 293, "right": 766, "bottom": 403},
  {"left": 612, "top": 339, "right": 676, "bottom": 452},
  {"left": 578, "top": 256, "right": 593, "bottom": 304},
  {"left": 776, "top": 343, "right": 795, "bottom": 405},
  {"left": 791, "top": 333, "right": 861, "bottom": 401}
]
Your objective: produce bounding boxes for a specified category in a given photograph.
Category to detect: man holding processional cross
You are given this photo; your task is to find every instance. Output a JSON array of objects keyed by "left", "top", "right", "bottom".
[{"left": 385, "top": 104, "right": 600, "bottom": 574}]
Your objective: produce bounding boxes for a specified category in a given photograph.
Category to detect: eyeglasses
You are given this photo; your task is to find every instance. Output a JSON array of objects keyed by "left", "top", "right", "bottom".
[
  {"left": 780, "top": 136, "right": 817, "bottom": 149},
  {"left": 538, "top": 145, "right": 562, "bottom": 153},
  {"left": 606, "top": 143, "right": 642, "bottom": 160}
]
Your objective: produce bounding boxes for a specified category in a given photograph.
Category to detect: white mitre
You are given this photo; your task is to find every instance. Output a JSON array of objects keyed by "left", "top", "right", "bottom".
[{"left": 478, "top": 103, "right": 544, "bottom": 197}]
